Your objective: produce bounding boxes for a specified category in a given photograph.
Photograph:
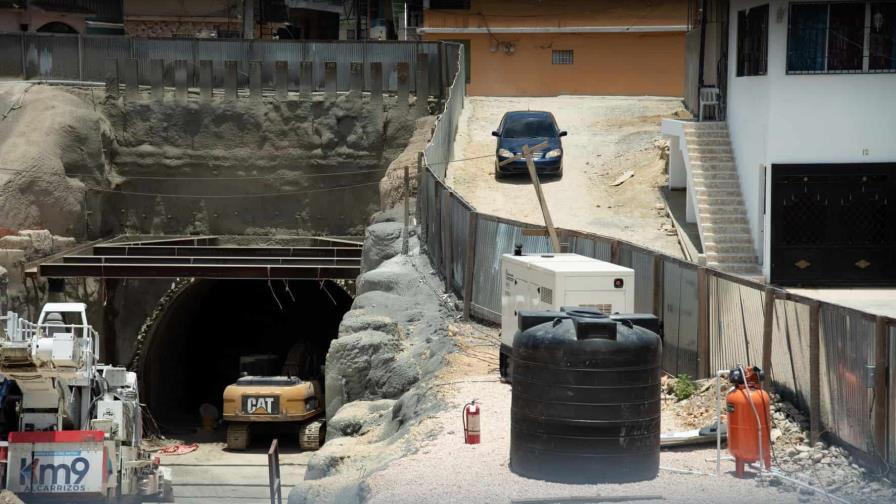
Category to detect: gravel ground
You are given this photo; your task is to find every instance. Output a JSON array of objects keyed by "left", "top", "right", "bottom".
[
  {"left": 364, "top": 322, "right": 815, "bottom": 504},
  {"left": 446, "top": 96, "right": 687, "bottom": 258}
]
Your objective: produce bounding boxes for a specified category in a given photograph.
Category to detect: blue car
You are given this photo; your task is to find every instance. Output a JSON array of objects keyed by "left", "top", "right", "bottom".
[{"left": 492, "top": 111, "right": 566, "bottom": 180}]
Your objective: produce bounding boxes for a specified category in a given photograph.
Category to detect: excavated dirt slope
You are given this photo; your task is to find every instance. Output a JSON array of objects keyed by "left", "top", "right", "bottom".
[{"left": 0, "top": 83, "right": 420, "bottom": 238}]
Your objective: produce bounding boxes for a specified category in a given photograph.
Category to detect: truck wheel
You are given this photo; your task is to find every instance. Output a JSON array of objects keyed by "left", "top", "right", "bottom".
[{"left": 226, "top": 422, "right": 250, "bottom": 451}]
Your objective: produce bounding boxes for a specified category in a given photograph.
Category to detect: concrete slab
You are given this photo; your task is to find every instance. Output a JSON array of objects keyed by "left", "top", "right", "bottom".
[
  {"left": 788, "top": 288, "right": 896, "bottom": 318},
  {"left": 145, "top": 431, "right": 310, "bottom": 504}
]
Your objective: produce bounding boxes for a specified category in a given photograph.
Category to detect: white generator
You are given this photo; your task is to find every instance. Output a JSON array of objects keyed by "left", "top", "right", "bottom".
[{"left": 499, "top": 252, "right": 635, "bottom": 377}]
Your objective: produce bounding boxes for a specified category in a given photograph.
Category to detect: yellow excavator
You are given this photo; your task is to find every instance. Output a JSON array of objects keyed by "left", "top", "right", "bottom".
[{"left": 222, "top": 345, "right": 325, "bottom": 451}]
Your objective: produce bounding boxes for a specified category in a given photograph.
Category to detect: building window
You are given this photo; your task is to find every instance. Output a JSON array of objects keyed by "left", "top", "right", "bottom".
[
  {"left": 552, "top": 50, "right": 574, "bottom": 65},
  {"left": 870, "top": 2, "right": 896, "bottom": 71},
  {"left": 737, "top": 4, "right": 769, "bottom": 76},
  {"left": 788, "top": 1, "right": 896, "bottom": 74},
  {"left": 429, "top": 0, "right": 470, "bottom": 8}
]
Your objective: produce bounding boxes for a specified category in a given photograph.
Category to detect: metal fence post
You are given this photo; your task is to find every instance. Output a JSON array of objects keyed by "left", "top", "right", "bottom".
[
  {"left": 78, "top": 35, "right": 83, "bottom": 82},
  {"left": 697, "top": 267, "right": 710, "bottom": 379},
  {"left": 809, "top": 301, "right": 821, "bottom": 445},
  {"left": 403, "top": 159, "right": 414, "bottom": 256},
  {"left": 267, "top": 439, "right": 281, "bottom": 504},
  {"left": 20, "top": 33, "right": 26, "bottom": 79},
  {"left": 652, "top": 254, "right": 663, "bottom": 319},
  {"left": 873, "top": 316, "right": 889, "bottom": 463},
  {"left": 761, "top": 286, "right": 776, "bottom": 386},
  {"left": 462, "top": 211, "right": 478, "bottom": 320}
]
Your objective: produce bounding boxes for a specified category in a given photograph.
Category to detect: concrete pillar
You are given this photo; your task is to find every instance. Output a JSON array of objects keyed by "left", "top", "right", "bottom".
[
  {"left": 324, "top": 61, "right": 337, "bottom": 97},
  {"left": 299, "top": 61, "right": 313, "bottom": 100},
  {"left": 199, "top": 60, "right": 213, "bottom": 102},
  {"left": 124, "top": 58, "right": 139, "bottom": 102},
  {"left": 150, "top": 59, "right": 164, "bottom": 102},
  {"left": 105, "top": 58, "right": 118, "bottom": 99},
  {"left": 223, "top": 60, "right": 238, "bottom": 101},
  {"left": 274, "top": 61, "right": 288, "bottom": 100},
  {"left": 174, "top": 59, "right": 188, "bottom": 102},
  {"left": 349, "top": 62, "right": 363, "bottom": 98},
  {"left": 415, "top": 53, "right": 429, "bottom": 117},
  {"left": 249, "top": 61, "right": 262, "bottom": 102},
  {"left": 668, "top": 136, "right": 686, "bottom": 189},
  {"left": 396, "top": 62, "right": 409, "bottom": 113}
]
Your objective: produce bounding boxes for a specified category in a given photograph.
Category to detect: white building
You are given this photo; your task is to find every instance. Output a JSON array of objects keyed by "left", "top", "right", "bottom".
[{"left": 663, "top": 0, "right": 896, "bottom": 285}]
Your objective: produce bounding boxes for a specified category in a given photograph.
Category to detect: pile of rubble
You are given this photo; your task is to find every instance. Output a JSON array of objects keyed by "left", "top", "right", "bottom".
[
  {"left": 765, "top": 393, "right": 895, "bottom": 503},
  {"left": 662, "top": 375, "right": 896, "bottom": 503}
]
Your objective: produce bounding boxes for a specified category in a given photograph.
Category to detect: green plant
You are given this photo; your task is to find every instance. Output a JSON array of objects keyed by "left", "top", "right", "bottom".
[{"left": 673, "top": 374, "right": 697, "bottom": 401}]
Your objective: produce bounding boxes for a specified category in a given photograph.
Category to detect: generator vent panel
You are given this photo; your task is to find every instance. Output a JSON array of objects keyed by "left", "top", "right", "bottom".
[
  {"left": 579, "top": 303, "right": 613, "bottom": 315},
  {"left": 540, "top": 286, "right": 554, "bottom": 305}
]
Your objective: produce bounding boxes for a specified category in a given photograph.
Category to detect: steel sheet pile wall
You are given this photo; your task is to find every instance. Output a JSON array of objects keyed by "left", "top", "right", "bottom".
[
  {"left": 416, "top": 43, "right": 472, "bottom": 300},
  {"left": 769, "top": 299, "right": 812, "bottom": 411},
  {"left": 470, "top": 216, "right": 553, "bottom": 322},
  {"left": 708, "top": 275, "right": 765, "bottom": 372},
  {"left": 0, "top": 33, "right": 442, "bottom": 92},
  {"left": 818, "top": 306, "right": 876, "bottom": 453},
  {"left": 663, "top": 261, "right": 699, "bottom": 378}
]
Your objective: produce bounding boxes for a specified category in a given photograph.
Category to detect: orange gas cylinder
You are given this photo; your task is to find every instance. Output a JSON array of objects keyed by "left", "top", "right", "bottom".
[{"left": 726, "top": 365, "right": 772, "bottom": 478}]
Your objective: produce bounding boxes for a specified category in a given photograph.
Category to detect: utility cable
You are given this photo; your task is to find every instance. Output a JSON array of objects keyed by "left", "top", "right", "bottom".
[{"left": 0, "top": 155, "right": 493, "bottom": 181}]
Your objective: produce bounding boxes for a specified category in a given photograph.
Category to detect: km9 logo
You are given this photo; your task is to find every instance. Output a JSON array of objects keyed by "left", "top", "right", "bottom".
[{"left": 20, "top": 457, "right": 90, "bottom": 486}]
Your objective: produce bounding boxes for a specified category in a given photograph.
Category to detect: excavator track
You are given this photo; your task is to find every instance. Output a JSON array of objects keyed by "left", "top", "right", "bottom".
[
  {"left": 226, "top": 422, "right": 250, "bottom": 451},
  {"left": 299, "top": 419, "right": 326, "bottom": 451}
]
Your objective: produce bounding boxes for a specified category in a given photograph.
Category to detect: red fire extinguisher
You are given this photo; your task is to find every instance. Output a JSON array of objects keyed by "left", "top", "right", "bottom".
[{"left": 463, "top": 400, "right": 480, "bottom": 444}]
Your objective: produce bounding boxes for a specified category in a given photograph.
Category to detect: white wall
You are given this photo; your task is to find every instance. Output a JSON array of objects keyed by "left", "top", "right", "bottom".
[{"left": 726, "top": 0, "right": 896, "bottom": 277}]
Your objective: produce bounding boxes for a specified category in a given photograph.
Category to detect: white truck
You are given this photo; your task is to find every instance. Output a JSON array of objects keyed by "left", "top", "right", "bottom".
[
  {"left": 0, "top": 303, "right": 172, "bottom": 500},
  {"left": 500, "top": 252, "right": 636, "bottom": 379}
]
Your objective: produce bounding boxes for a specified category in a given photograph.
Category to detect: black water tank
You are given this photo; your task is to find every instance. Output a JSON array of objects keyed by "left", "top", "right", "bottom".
[{"left": 510, "top": 308, "right": 662, "bottom": 483}]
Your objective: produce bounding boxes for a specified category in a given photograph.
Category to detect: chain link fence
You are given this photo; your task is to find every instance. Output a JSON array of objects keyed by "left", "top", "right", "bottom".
[{"left": 416, "top": 42, "right": 894, "bottom": 469}]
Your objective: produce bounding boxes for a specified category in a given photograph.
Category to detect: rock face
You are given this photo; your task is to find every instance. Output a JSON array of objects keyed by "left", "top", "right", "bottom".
[
  {"left": 379, "top": 116, "right": 436, "bottom": 211},
  {"left": 360, "top": 222, "right": 404, "bottom": 274},
  {"left": 289, "top": 219, "right": 453, "bottom": 504}
]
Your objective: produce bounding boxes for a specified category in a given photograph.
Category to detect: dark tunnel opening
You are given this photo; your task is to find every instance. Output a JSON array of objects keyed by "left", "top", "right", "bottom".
[{"left": 139, "top": 279, "right": 353, "bottom": 426}]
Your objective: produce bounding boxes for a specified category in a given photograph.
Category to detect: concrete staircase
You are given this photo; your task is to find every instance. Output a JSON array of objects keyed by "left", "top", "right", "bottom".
[{"left": 683, "top": 122, "right": 761, "bottom": 275}]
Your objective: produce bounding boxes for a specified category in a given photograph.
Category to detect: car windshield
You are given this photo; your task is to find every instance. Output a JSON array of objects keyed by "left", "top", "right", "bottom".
[{"left": 502, "top": 117, "right": 556, "bottom": 138}]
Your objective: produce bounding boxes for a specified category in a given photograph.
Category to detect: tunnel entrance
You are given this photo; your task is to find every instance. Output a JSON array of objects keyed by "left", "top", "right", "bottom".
[{"left": 139, "top": 279, "right": 352, "bottom": 425}]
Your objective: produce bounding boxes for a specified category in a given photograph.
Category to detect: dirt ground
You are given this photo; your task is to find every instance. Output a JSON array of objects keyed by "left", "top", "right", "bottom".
[
  {"left": 146, "top": 429, "right": 312, "bottom": 503},
  {"left": 446, "top": 96, "right": 687, "bottom": 258},
  {"left": 363, "top": 321, "right": 825, "bottom": 504}
]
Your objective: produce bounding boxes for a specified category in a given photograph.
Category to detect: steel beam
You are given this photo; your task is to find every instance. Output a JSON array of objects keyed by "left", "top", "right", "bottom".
[
  {"left": 91, "top": 245, "right": 362, "bottom": 259},
  {"left": 38, "top": 263, "right": 359, "bottom": 280},
  {"left": 59, "top": 256, "right": 359, "bottom": 267}
]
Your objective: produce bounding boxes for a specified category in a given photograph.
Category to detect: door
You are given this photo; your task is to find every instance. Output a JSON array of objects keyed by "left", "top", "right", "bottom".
[{"left": 770, "top": 163, "right": 896, "bottom": 285}]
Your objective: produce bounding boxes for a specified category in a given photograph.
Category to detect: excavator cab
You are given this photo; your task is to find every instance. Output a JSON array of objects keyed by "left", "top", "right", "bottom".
[{"left": 222, "top": 343, "right": 325, "bottom": 451}]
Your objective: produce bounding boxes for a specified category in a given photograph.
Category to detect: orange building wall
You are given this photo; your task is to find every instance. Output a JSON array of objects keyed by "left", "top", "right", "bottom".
[
  {"left": 423, "top": 0, "right": 686, "bottom": 97},
  {"left": 426, "top": 32, "right": 685, "bottom": 97},
  {"left": 425, "top": 0, "right": 687, "bottom": 29}
]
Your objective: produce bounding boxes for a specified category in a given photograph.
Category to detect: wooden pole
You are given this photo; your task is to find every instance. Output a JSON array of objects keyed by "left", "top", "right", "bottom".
[
  {"left": 761, "top": 286, "right": 776, "bottom": 386},
  {"left": 521, "top": 142, "right": 560, "bottom": 253},
  {"left": 809, "top": 301, "right": 821, "bottom": 445},
  {"left": 697, "top": 267, "right": 710, "bottom": 379},
  {"left": 462, "top": 211, "right": 478, "bottom": 320},
  {"left": 872, "top": 316, "right": 889, "bottom": 463}
]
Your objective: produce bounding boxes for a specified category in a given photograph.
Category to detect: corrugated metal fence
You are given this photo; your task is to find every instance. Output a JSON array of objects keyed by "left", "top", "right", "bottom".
[
  {"left": 418, "top": 42, "right": 894, "bottom": 470},
  {"left": 0, "top": 32, "right": 443, "bottom": 93}
]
